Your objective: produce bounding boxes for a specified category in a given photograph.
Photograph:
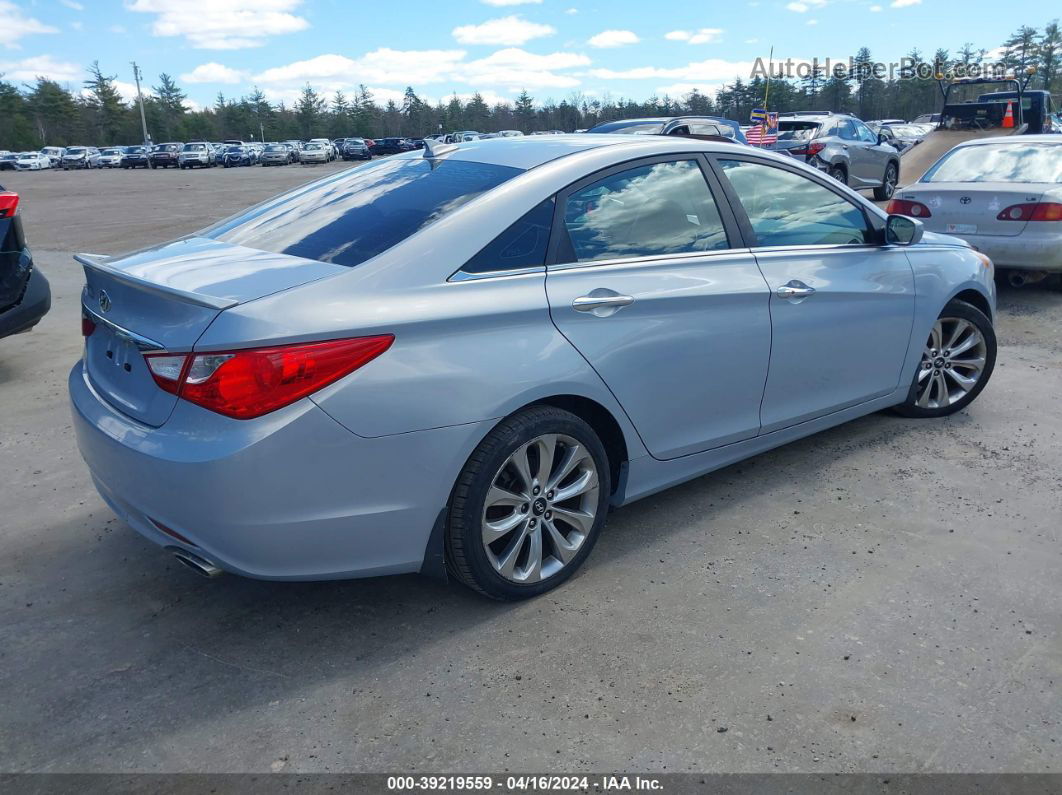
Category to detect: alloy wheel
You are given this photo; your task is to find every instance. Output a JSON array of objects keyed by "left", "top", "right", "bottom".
[
  {"left": 883, "top": 165, "right": 897, "bottom": 198},
  {"left": 916, "top": 317, "right": 987, "bottom": 409},
  {"left": 481, "top": 434, "right": 600, "bottom": 583}
]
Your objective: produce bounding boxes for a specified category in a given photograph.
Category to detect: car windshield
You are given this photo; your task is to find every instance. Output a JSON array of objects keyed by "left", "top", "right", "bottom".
[
  {"left": 777, "top": 121, "right": 819, "bottom": 141},
  {"left": 887, "top": 125, "right": 923, "bottom": 138},
  {"left": 588, "top": 120, "right": 666, "bottom": 135},
  {"left": 265, "top": 145, "right": 286, "bottom": 152},
  {"left": 305, "top": 143, "right": 323, "bottom": 150},
  {"left": 66, "top": 148, "right": 86, "bottom": 154},
  {"left": 102, "top": 149, "right": 120, "bottom": 156},
  {"left": 125, "top": 147, "right": 144, "bottom": 153},
  {"left": 183, "top": 144, "right": 205, "bottom": 151},
  {"left": 205, "top": 158, "right": 523, "bottom": 268},
  {"left": 922, "top": 143, "right": 1062, "bottom": 183}
]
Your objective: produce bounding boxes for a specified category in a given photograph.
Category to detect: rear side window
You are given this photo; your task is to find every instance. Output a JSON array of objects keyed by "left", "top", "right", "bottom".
[
  {"left": 462, "top": 199, "right": 554, "bottom": 274},
  {"left": 561, "top": 159, "right": 729, "bottom": 262},
  {"left": 718, "top": 159, "right": 872, "bottom": 246},
  {"left": 206, "top": 158, "right": 523, "bottom": 267}
]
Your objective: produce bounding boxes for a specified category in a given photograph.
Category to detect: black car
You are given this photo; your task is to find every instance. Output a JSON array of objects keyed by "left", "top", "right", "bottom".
[
  {"left": 0, "top": 188, "right": 50, "bottom": 339},
  {"left": 372, "top": 137, "right": 415, "bottom": 155},
  {"left": 149, "top": 142, "right": 182, "bottom": 169},
  {"left": 0, "top": 154, "right": 17, "bottom": 171},
  {"left": 222, "top": 145, "right": 256, "bottom": 167},
  {"left": 121, "top": 146, "right": 150, "bottom": 169},
  {"left": 341, "top": 138, "right": 372, "bottom": 160}
]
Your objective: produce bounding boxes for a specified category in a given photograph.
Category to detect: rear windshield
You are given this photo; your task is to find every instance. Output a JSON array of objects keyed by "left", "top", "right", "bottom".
[
  {"left": 922, "top": 143, "right": 1062, "bottom": 183},
  {"left": 587, "top": 120, "right": 665, "bottom": 135},
  {"left": 777, "top": 121, "right": 820, "bottom": 141},
  {"left": 205, "top": 157, "right": 523, "bottom": 267}
]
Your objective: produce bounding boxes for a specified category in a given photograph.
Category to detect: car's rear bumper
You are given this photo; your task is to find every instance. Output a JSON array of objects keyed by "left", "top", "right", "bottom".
[
  {"left": 943, "top": 231, "right": 1062, "bottom": 272},
  {"left": 69, "top": 362, "right": 490, "bottom": 581},
  {"left": 0, "top": 264, "right": 50, "bottom": 338}
]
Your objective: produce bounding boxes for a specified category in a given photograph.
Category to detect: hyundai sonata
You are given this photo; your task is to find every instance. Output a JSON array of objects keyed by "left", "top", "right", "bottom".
[{"left": 71, "top": 135, "right": 997, "bottom": 600}]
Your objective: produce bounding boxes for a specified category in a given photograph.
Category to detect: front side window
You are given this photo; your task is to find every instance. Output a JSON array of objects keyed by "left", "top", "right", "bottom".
[
  {"left": 854, "top": 122, "right": 878, "bottom": 143},
  {"left": 206, "top": 157, "right": 523, "bottom": 267},
  {"left": 718, "top": 159, "right": 871, "bottom": 247},
  {"left": 561, "top": 160, "right": 729, "bottom": 263}
]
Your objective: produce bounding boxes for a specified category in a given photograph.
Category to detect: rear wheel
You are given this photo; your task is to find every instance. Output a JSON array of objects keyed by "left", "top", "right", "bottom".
[
  {"left": 874, "top": 162, "right": 898, "bottom": 201},
  {"left": 828, "top": 164, "right": 847, "bottom": 185},
  {"left": 893, "top": 299, "right": 995, "bottom": 418},
  {"left": 446, "top": 406, "right": 611, "bottom": 601}
]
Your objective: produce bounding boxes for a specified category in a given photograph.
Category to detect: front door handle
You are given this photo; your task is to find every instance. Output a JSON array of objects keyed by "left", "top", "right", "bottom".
[
  {"left": 775, "top": 281, "right": 816, "bottom": 300},
  {"left": 573, "top": 290, "right": 635, "bottom": 316}
]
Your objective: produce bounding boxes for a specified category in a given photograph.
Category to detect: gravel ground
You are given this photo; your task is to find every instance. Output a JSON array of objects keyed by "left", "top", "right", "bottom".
[{"left": 0, "top": 163, "right": 1059, "bottom": 774}]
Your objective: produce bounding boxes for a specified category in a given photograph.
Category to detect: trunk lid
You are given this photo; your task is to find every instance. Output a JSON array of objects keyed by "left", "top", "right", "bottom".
[
  {"left": 79, "top": 236, "right": 346, "bottom": 426},
  {"left": 900, "top": 182, "right": 1046, "bottom": 237}
]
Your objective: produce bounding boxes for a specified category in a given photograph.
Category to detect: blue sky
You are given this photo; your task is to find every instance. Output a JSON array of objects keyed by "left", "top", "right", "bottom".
[{"left": 0, "top": 0, "right": 1050, "bottom": 110}]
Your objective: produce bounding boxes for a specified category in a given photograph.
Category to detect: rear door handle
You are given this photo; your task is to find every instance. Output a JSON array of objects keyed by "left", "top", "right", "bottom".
[
  {"left": 572, "top": 290, "right": 635, "bottom": 316},
  {"left": 775, "top": 281, "right": 816, "bottom": 300}
]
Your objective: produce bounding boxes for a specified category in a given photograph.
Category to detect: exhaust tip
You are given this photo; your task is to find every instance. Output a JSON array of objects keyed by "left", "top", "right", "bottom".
[{"left": 167, "top": 547, "right": 224, "bottom": 578}]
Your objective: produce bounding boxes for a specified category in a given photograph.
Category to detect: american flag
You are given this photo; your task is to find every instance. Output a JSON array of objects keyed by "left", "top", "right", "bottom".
[{"left": 746, "top": 113, "right": 778, "bottom": 146}]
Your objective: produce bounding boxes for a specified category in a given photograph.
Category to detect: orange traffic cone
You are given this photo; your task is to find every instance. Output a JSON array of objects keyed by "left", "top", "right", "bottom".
[{"left": 1002, "top": 100, "right": 1015, "bottom": 129}]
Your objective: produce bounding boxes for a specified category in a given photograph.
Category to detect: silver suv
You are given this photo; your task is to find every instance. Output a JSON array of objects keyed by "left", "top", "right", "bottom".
[
  {"left": 178, "top": 142, "right": 216, "bottom": 169},
  {"left": 771, "top": 112, "right": 900, "bottom": 200}
]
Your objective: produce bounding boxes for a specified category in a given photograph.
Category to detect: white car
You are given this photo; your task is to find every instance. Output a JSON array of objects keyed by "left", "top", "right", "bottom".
[
  {"left": 299, "top": 142, "right": 329, "bottom": 163},
  {"left": 40, "top": 146, "right": 65, "bottom": 166},
  {"left": 178, "top": 142, "right": 216, "bottom": 169},
  {"left": 308, "top": 138, "right": 336, "bottom": 160},
  {"left": 98, "top": 148, "right": 124, "bottom": 168},
  {"left": 888, "top": 135, "right": 1062, "bottom": 285},
  {"left": 15, "top": 152, "right": 51, "bottom": 170}
]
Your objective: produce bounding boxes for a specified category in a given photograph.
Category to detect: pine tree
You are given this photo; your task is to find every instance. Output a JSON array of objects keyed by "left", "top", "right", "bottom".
[{"left": 82, "top": 61, "right": 126, "bottom": 143}]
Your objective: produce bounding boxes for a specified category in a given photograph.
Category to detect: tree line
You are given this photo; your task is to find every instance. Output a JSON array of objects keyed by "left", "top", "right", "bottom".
[{"left": 1, "top": 21, "right": 1058, "bottom": 151}]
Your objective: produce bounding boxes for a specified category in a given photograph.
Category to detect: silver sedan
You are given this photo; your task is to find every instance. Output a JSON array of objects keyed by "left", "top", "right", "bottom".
[
  {"left": 888, "top": 135, "right": 1062, "bottom": 285},
  {"left": 70, "top": 135, "right": 997, "bottom": 600}
]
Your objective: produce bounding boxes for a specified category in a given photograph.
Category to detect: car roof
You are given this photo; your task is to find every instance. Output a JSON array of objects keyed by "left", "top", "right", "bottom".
[
  {"left": 399, "top": 133, "right": 748, "bottom": 170},
  {"left": 952, "top": 134, "right": 1062, "bottom": 148}
]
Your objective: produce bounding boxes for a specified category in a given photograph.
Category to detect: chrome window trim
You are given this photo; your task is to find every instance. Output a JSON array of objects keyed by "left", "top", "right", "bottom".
[
  {"left": 548, "top": 247, "right": 754, "bottom": 272},
  {"left": 448, "top": 265, "right": 546, "bottom": 282},
  {"left": 82, "top": 305, "right": 167, "bottom": 352}
]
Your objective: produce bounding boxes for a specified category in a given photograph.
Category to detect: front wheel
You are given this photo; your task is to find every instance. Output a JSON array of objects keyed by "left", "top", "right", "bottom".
[
  {"left": 874, "top": 162, "right": 898, "bottom": 201},
  {"left": 446, "top": 406, "right": 611, "bottom": 601},
  {"left": 893, "top": 299, "right": 996, "bottom": 418}
]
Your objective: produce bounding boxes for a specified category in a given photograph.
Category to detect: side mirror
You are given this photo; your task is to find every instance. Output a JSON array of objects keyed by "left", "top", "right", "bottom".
[{"left": 886, "top": 214, "right": 923, "bottom": 246}]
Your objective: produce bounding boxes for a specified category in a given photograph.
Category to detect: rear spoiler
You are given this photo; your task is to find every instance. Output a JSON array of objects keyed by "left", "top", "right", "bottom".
[{"left": 74, "top": 252, "right": 237, "bottom": 310}]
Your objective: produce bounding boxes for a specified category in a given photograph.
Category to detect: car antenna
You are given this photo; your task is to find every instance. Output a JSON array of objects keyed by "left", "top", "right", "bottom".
[{"left": 423, "top": 138, "right": 458, "bottom": 159}]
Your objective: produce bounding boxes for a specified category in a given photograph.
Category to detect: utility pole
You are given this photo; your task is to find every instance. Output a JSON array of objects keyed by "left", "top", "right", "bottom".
[{"left": 131, "top": 62, "right": 151, "bottom": 148}]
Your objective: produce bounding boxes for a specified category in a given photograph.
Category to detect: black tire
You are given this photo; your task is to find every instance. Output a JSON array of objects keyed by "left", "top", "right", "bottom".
[
  {"left": 828, "top": 163, "right": 847, "bottom": 185},
  {"left": 874, "top": 161, "right": 899, "bottom": 201},
  {"left": 893, "top": 299, "right": 996, "bottom": 418},
  {"left": 446, "top": 406, "right": 611, "bottom": 601}
]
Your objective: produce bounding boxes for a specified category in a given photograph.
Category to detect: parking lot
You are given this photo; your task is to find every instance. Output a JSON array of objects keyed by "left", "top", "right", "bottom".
[{"left": 1, "top": 163, "right": 1060, "bottom": 774}]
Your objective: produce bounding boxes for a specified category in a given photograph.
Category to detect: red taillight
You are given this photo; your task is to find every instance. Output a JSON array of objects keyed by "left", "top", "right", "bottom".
[
  {"left": 791, "top": 141, "right": 826, "bottom": 157},
  {"left": 886, "top": 198, "right": 932, "bottom": 218},
  {"left": 997, "top": 202, "right": 1062, "bottom": 222},
  {"left": 144, "top": 335, "right": 394, "bottom": 420},
  {"left": 0, "top": 191, "right": 18, "bottom": 218},
  {"left": 81, "top": 314, "right": 96, "bottom": 337}
]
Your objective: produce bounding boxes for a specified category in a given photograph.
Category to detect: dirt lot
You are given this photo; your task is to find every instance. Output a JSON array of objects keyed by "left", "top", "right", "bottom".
[{"left": 0, "top": 163, "right": 1059, "bottom": 774}]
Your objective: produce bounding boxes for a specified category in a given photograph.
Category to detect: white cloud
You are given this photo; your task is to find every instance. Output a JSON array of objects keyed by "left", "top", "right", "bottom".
[
  {"left": 110, "top": 24, "right": 127, "bottom": 33},
  {"left": 0, "top": 53, "right": 80, "bottom": 82},
  {"left": 125, "top": 0, "right": 310, "bottom": 50},
  {"left": 0, "top": 1, "right": 59, "bottom": 49},
  {"left": 565, "top": 7, "right": 578, "bottom": 13},
  {"left": 655, "top": 81, "right": 727, "bottom": 97},
  {"left": 665, "top": 28, "right": 723, "bottom": 44},
  {"left": 869, "top": 4, "right": 882, "bottom": 9},
  {"left": 745, "top": 37, "right": 760, "bottom": 43},
  {"left": 589, "top": 57, "right": 755, "bottom": 83},
  {"left": 891, "top": 0, "right": 920, "bottom": 6},
  {"left": 481, "top": 0, "right": 542, "bottom": 5},
  {"left": 786, "top": 0, "right": 825, "bottom": 11},
  {"left": 588, "top": 30, "right": 639, "bottom": 48},
  {"left": 452, "top": 16, "right": 554, "bottom": 46},
  {"left": 180, "top": 62, "right": 247, "bottom": 84},
  {"left": 60, "top": 0, "right": 85, "bottom": 9},
  {"left": 806, "top": 18, "right": 818, "bottom": 25},
  {"left": 463, "top": 47, "right": 589, "bottom": 87}
]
